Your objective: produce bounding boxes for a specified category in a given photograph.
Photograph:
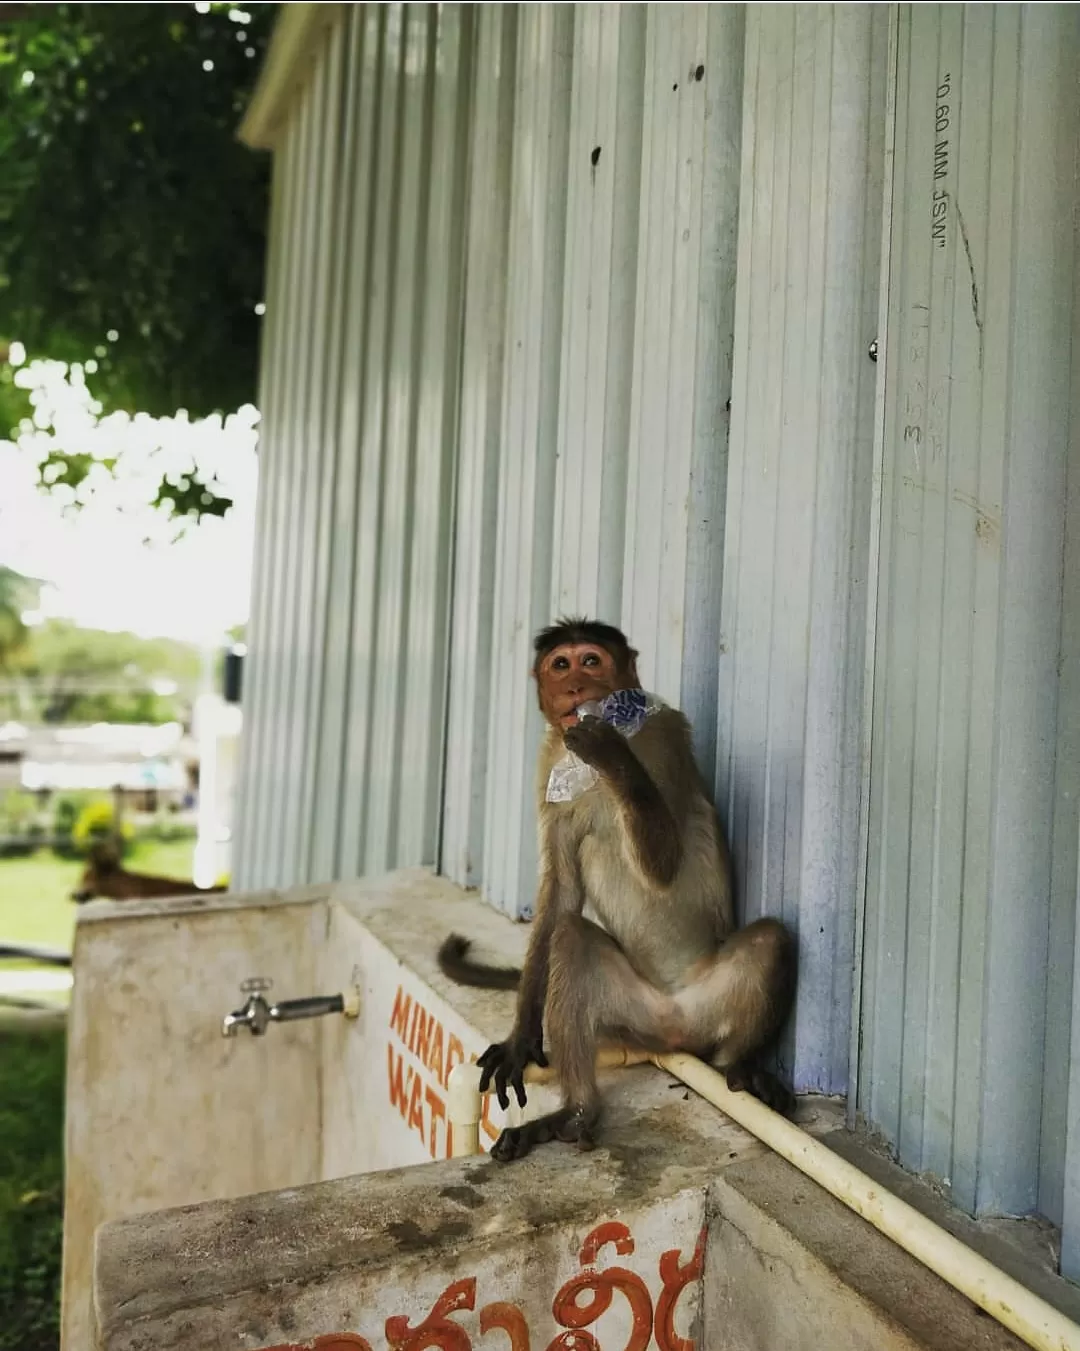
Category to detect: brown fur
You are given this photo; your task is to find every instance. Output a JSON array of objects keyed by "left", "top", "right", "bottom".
[
  {"left": 71, "top": 839, "right": 226, "bottom": 904},
  {"left": 444, "top": 620, "right": 797, "bottom": 1162},
  {"left": 437, "top": 934, "right": 520, "bottom": 991}
]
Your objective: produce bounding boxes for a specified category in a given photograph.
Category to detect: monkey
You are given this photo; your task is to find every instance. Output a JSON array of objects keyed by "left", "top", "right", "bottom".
[
  {"left": 438, "top": 617, "right": 796, "bottom": 1162},
  {"left": 70, "top": 837, "right": 227, "bottom": 904}
]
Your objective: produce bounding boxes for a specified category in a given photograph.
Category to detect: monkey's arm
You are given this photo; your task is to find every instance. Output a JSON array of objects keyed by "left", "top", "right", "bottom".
[
  {"left": 477, "top": 875, "right": 553, "bottom": 1110},
  {"left": 563, "top": 716, "right": 683, "bottom": 886},
  {"left": 478, "top": 819, "right": 581, "bottom": 1110}
]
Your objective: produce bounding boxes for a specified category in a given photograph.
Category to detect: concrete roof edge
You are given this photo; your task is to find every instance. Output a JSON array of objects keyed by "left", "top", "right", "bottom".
[{"left": 237, "top": 2, "right": 345, "bottom": 151}]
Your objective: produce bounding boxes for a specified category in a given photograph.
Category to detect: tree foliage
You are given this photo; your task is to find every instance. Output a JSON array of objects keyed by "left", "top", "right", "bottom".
[
  {"left": 0, "top": 2, "right": 276, "bottom": 518},
  {"left": 1, "top": 618, "right": 204, "bottom": 725},
  {"left": 0, "top": 566, "right": 40, "bottom": 669}
]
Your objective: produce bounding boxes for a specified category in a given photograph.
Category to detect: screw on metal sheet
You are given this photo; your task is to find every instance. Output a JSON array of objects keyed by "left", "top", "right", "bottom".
[{"left": 868, "top": 339, "right": 879, "bottom": 363}]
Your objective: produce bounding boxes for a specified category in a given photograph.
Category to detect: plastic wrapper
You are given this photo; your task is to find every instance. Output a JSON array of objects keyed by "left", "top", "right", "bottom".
[{"left": 545, "top": 688, "right": 664, "bottom": 803}]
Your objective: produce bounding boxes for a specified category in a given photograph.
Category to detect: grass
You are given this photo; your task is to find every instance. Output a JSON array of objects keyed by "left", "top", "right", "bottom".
[
  {"left": 0, "top": 1020, "right": 65, "bottom": 1351},
  {"left": 0, "top": 838, "right": 197, "bottom": 1349},
  {"left": 0, "top": 837, "right": 198, "bottom": 958}
]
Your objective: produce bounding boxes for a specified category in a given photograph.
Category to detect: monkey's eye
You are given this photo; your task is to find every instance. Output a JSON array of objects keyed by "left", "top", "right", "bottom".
[
  {"left": 582, "top": 652, "right": 601, "bottom": 667},
  {"left": 551, "top": 655, "right": 570, "bottom": 671}
]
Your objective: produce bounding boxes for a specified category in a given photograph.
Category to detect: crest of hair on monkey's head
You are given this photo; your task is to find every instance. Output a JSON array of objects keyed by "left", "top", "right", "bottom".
[{"left": 532, "top": 617, "right": 639, "bottom": 674}]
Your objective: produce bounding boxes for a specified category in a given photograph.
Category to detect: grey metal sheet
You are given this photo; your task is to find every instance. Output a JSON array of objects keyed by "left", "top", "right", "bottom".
[
  {"left": 307, "top": 5, "right": 382, "bottom": 883},
  {"left": 622, "top": 2, "right": 744, "bottom": 781},
  {"left": 858, "top": 2, "right": 1080, "bottom": 1221},
  {"left": 482, "top": 3, "right": 574, "bottom": 920},
  {"left": 716, "top": 3, "right": 886, "bottom": 1095},
  {"left": 441, "top": 7, "right": 519, "bottom": 891}
]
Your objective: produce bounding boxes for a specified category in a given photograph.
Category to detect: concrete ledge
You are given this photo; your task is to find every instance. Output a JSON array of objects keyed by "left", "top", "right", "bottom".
[
  {"left": 708, "top": 1154, "right": 1026, "bottom": 1351},
  {"left": 821, "top": 1126, "right": 1080, "bottom": 1332},
  {"left": 64, "top": 890, "right": 336, "bottom": 1351},
  {"left": 94, "top": 1066, "right": 736, "bottom": 1351},
  {"left": 331, "top": 868, "right": 531, "bottom": 1043},
  {"left": 79, "top": 868, "right": 1079, "bottom": 1351},
  {"left": 73, "top": 881, "right": 332, "bottom": 927},
  {"left": 94, "top": 1062, "right": 1031, "bottom": 1351}
]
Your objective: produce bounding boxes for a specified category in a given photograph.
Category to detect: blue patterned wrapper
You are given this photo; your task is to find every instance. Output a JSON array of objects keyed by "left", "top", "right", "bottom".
[
  {"left": 546, "top": 689, "right": 664, "bottom": 803},
  {"left": 596, "top": 688, "right": 650, "bottom": 734}
]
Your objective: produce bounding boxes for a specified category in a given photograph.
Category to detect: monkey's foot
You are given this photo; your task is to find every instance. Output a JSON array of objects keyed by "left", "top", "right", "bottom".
[
  {"left": 490, "top": 1106, "right": 599, "bottom": 1163},
  {"left": 725, "top": 1062, "right": 796, "bottom": 1118}
]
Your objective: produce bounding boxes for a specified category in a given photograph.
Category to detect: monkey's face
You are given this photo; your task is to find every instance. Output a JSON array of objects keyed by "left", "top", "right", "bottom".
[{"left": 535, "top": 641, "right": 639, "bottom": 729}]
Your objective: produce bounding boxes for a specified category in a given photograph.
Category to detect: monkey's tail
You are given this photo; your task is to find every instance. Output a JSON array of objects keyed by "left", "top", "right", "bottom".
[{"left": 437, "top": 934, "right": 521, "bottom": 991}]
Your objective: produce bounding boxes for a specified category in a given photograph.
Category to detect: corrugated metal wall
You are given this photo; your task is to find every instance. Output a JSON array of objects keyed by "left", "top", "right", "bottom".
[
  {"left": 716, "top": 5, "right": 887, "bottom": 1095},
  {"left": 234, "top": 25, "right": 349, "bottom": 890},
  {"left": 621, "top": 3, "right": 743, "bottom": 778},
  {"left": 479, "top": 5, "right": 574, "bottom": 920},
  {"left": 234, "top": 0, "right": 1080, "bottom": 1248},
  {"left": 456, "top": 3, "right": 757, "bottom": 919},
  {"left": 441, "top": 6, "right": 517, "bottom": 891},
  {"left": 858, "top": 3, "right": 1080, "bottom": 1227},
  {"left": 234, "top": 4, "right": 473, "bottom": 888}
]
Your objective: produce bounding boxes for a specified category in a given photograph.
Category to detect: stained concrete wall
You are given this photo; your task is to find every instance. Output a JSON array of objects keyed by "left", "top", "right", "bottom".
[
  {"left": 63, "top": 889, "right": 328, "bottom": 1351},
  {"left": 92, "top": 1081, "right": 1037, "bottom": 1351},
  {"left": 75, "top": 872, "right": 1080, "bottom": 1351},
  {"left": 63, "top": 872, "right": 538, "bottom": 1351},
  {"left": 320, "top": 901, "right": 514, "bottom": 1174},
  {"left": 96, "top": 1175, "right": 712, "bottom": 1351}
]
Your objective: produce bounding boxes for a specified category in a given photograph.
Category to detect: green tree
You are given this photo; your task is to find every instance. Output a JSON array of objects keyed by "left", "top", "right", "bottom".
[
  {"left": 0, "top": 2, "right": 276, "bottom": 519},
  {"left": 1, "top": 619, "right": 204, "bottom": 724},
  {"left": 0, "top": 566, "right": 39, "bottom": 669}
]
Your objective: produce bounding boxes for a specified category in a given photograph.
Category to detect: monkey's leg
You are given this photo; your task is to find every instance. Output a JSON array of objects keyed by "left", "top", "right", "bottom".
[
  {"left": 490, "top": 916, "right": 682, "bottom": 1163},
  {"left": 678, "top": 917, "right": 797, "bottom": 1117}
]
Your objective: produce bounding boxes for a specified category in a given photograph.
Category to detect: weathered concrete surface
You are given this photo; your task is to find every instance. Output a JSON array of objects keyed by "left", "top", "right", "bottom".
[
  {"left": 78, "top": 868, "right": 1080, "bottom": 1351},
  {"left": 821, "top": 1126, "right": 1080, "bottom": 1330},
  {"left": 317, "top": 889, "right": 525, "bottom": 1176},
  {"left": 66, "top": 871, "right": 545, "bottom": 1351},
  {"left": 94, "top": 1065, "right": 738, "bottom": 1351},
  {"left": 93, "top": 1066, "right": 1032, "bottom": 1351},
  {"left": 330, "top": 868, "right": 533, "bottom": 1043},
  {"left": 706, "top": 1155, "right": 1027, "bottom": 1351},
  {"left": 64, "top": 888, "right": 332, "bottom": 1351}
]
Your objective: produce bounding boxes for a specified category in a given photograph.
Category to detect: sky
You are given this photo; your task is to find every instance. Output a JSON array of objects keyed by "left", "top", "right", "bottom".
[{"left": 0, "top": 351, "right": 258, "bottom": 646}]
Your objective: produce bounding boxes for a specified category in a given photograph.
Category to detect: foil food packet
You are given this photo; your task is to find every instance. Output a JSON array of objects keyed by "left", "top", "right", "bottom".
[{"left": 546, "top": 688, "right": 664, "bottom": 803}]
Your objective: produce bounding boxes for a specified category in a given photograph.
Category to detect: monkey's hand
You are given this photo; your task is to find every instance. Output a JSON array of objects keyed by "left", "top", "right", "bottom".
[
  {"left": 563, "top": 716, "right": 630, "bottom": 777},
  {"left": 477, "top": 1035, "right": 548, "bottom": 1111}
]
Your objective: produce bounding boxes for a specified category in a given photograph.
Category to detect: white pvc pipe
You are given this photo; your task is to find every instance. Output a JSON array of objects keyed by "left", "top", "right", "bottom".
[
  {"left": 446, "top": 1049, "right": 1080, "bottom": 1351},
  {"left": 447, "top": 1061, "right": 481, "bottom": 1158},
  {"left": 447, "top": 1048, "right": 651, "bottom": 1159}
]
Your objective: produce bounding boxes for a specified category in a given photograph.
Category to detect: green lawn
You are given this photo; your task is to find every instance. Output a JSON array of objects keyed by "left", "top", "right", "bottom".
[
  {"left": 0, "top": 837, "right": 198, "bottom": 956},
  {"left": 0, "top": 839, "right": 200, "bottom": 1348},
  {"left": 0, "top": 1020, "right": 65, "bottom": 1351}
]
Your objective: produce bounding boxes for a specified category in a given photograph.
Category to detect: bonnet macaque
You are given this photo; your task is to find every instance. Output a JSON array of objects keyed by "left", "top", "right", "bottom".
[{"left": 440, "top": 618, "right": 795, "bottom": 1161}]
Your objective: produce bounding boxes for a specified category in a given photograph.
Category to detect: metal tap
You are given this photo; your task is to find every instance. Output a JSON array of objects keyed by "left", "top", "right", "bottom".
[{"left": 221, "top": 977, "right": 359, "bottom": 1037}]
